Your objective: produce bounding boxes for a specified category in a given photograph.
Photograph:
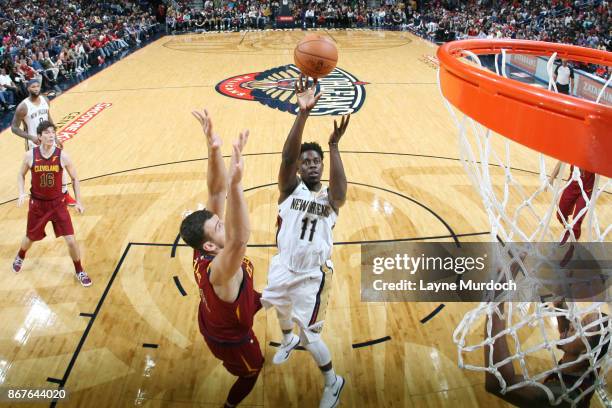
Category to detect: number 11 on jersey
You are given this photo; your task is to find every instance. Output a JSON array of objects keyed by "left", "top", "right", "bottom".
[{"left": 300, "top": 218, "right": 318, "bottom": 242}]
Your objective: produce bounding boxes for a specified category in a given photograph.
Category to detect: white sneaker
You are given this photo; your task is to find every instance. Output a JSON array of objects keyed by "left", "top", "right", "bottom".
[
  {"left": 319, "top": 375, "right": 344, "bottom": 408},
  {"left": 272, "top": 334, "right": 300, "bottom": 364}
]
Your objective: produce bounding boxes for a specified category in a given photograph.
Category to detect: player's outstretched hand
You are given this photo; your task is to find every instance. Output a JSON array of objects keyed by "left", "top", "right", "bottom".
[
  {"left": 192, "top": 108, "right": 221, "bottom": 150},
  {"left": 295, "top": 74, "right": 321, "bottom": 113},
  {"left": 235, "top": 128, "right": 249, "bottom": 153},
  {"left": 329, "top": 114, "right": 350, "bottom": 145},
  {"left": 17, "top": 194, "right": 28, "bottom": 207},
  {"left": 229, "top": 130, "right": 249, "bottom": 185},
  {"left": 74, "top": 202, "right": 85, "bottom": 214}
]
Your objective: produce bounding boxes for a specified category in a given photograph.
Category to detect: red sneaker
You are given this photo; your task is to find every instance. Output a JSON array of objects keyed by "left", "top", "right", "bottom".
[
  {"left": 76, "top": 271, "right": 92, "bottom": 287},
  {"left": 12, "top": 256, "right": 23, "bottom": 273},
  {"left": 65, "top": 192, "right": 77, "bottom": 206}
]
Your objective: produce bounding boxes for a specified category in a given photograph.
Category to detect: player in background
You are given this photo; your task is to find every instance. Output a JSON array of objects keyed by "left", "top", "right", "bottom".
[
  {"left": 180, "top": 109, "right": 263, "bottom": 408},
  {"left": 549, "top": 162, "right": 595, "bottom": 243},
  {"left": 12, "top": 120, "right": 91, "bottom": 287},
  {"left": 11, "top": 78, "right": 77, "bottom": 206},
  {"left": 262, "top": 75, "right": 350, "bottom": 408},
  {"left": 553, "top": 59, "right": 574, "bottom": 96}
]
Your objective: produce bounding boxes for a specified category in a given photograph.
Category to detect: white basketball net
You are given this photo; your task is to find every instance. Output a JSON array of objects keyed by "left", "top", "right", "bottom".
[{"left": 439, "top": 48, "right": 612, "bottom": 406}]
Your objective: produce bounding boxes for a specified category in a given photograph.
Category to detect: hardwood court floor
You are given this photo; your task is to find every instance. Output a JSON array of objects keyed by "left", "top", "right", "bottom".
[{"left": 0, "top": 29, "right": 609, "bottom": 407}]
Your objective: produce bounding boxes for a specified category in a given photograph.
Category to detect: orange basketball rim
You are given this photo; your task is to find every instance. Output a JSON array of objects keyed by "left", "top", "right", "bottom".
[{"left": 437, "top": 40, "right": 612, "bottom": 178}]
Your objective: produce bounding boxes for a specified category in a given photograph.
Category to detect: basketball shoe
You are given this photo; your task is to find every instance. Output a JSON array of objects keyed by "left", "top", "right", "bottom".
[
  {"left": 76, "top": 271, "right": 92, "bottom": 287},
  {"left": 320, "top": 375, "right": 344, "bottom": 408},
  {"left": 64, "top": 191, "right": 77, "bottom": 206},
  {"left": 12, "top": 256, "right": 23, "bottom": 273},
  {"left": 273, "top": 333, "right": 300, "bottom": 364}
]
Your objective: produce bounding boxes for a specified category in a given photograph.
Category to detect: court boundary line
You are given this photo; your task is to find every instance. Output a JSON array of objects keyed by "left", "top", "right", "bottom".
[
  {"left": 49, "top": 242, "right": 132, "bottom": 407},
  {"left": 419, "top": 304, "right": 446, "bottom": 324},
  {"left": 239, "top": 30, "right": 248, "bottom": 45},
  {"left": 352, "top": 336, "right": 392, "bottom": 349},
  {"left": 142, "top": 343, "right": 159, "bottom": 349},
  {"left": 325, "top": 29, "right": 338, "bottom": 43},
  {"left": 173, "top": 275, "right": 187, "bottom": 296}
]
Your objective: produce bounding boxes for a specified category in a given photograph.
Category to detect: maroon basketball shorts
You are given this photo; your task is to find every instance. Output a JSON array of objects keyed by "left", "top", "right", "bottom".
[
  {"left": 203, "top": 330, "right": 264, "bottom": 377},
  {"left": 27, "top": 196, "right": 74, "bottom": 241}
]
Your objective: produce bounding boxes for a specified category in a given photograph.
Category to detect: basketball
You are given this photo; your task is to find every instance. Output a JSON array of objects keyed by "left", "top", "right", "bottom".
[{"left": 293, "top": 34, "right": 338, "bottom": 78}]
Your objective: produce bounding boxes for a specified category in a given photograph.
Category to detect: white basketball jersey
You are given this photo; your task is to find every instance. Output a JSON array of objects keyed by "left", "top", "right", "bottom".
[
  {"left": 276, "top": 180, "right": 337, "bottom": 273},
  {"left": 24, "top": 97, "right": 49, "bottom": 149}
]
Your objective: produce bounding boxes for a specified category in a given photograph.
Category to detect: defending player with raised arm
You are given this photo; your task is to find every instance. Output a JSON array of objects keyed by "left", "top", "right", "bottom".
[
  {"left": 12, "top": 120, "right": 91, "bottom": 287},
  {"left": 180, "top": 109, "right": 263, "bottom": 408},
  {"left": 262, "top": 74, "right": 350, "bottom": 408}
]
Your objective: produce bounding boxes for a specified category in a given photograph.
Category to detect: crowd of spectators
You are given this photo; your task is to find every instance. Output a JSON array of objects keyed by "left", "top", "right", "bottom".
[
  {"left": 412, "top": 1, "right": 609, "bottom": 49},
  {"left": 411, "top": 0, "right": 610, "bottom": 77},
  {"left": 165, "top": 0, "right": 414, "bottom": 32},
  {"left": 0, "top": 0, "right": 159, "bottom": 112},
  {"left": 167, "top": 0, "right": 609, "bottom": 77}
]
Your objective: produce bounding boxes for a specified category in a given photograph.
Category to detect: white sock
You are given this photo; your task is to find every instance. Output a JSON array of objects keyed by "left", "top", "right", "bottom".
[
  {"left": 282, "top": 331, "right": 294, "bottom": 345},
  {"left": 323, "top": 368, "right": 336, "bottom": 386}
]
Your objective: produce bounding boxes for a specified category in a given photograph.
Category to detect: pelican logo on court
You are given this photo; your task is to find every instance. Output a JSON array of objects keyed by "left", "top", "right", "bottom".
[{"left": 215, "top": 64, "right": 368, "bottom": 116}]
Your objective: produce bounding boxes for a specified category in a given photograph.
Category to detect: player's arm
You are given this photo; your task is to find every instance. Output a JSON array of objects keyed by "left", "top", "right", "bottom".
[
  {"left": 45, "top": 97, "right": 54, "bottom": 125},
  {"left": 209, "top": 131, "right": 250, "bottom": 285},
  {"left": 553, "top": 65, "right": 559, "bottom": 83},
  {"left": 484, "top": 303, "right": 564, "bottom": 407},
  {"left": 328, "top": 114, "right": 350, "bottom": 213},
  {"left": 192, "top": 108, "right": 227, "bottom": 218},
  {"left": 44, "top": 99, "right": 64, "bottom": 148},
  {"left": 17, "top": 150, "right": 33, "bottom": 207},
  {"left": 548, "top": 160, "right": 562, "bottom": 187},
  {"left": 278, "top": 74, "right": 322, "bottom": 202},
  {"left": 61, "top": 151, "right": 84, "bottom": 214},
  {"left": 11, "top": 103, "right": 37, "bottom": 143},
  {"left": 552, "top": 299, "right": 571, "bottom": 337},
  {"left": 551, "top": 302, "right": 598, "bottom": 356}
]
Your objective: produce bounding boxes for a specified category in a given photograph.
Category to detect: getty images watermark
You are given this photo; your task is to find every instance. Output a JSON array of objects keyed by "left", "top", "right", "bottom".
[{"left": 360, "top": 242, "right": 612, "bottom": 302}]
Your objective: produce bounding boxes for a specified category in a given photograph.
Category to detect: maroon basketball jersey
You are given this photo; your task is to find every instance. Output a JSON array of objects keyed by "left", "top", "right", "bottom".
[
  {"left": 30, "top": 147, "right": 63, "bottom": 200},
  {"left": 569, "top": 165, "right": 595, "bottom": 191},
  {"left": 193, "top": 250, "right": 259, "bottom": 343}
]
